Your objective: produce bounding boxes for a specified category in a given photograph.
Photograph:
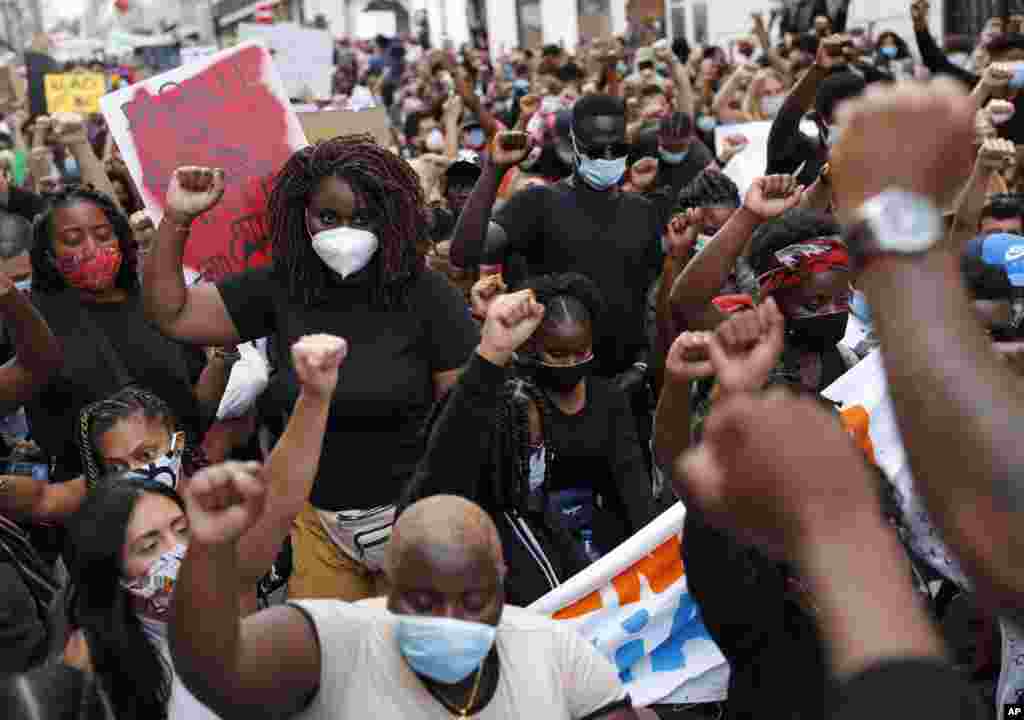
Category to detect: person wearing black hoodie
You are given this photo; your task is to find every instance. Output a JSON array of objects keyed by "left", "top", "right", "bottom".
[{"left": 401, "top": 276, "right": 654, "bottom": 606}]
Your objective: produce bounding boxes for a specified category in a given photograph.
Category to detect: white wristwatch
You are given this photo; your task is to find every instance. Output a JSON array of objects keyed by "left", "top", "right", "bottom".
[{"left": 842, "top": 189, "right": 942, "bottom": 269}]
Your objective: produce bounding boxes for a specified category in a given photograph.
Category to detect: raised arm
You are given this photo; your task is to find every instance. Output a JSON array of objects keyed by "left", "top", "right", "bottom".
[
  {"left": 950, "top": 138, "right": 1015, "bottom": 247},
  {"left": 752, "top": 13, "right": 791, "bottom": 79},
  {"left": 911, "top": 0, "right": 977, "bottom": 88},
  {"left": 0, "top": 276, "right": 62, "bottom": 415},
  {"left": 172, "top": 462, "right": 321, "bottom": 718},
  {"left": 142, "top": 166, "right": 241, "bottom": 347},
  {"left": 49, "top": 113, "right": 120, "bottom": 210},
  {"left": 711, "top": 66, "right": 754, "bottom": 124},
  {"left": 831, "top": 78, "right": 1024, "bottom": 613},
  {"left": 448, "top": 131, "right": 531, "bottom": 269},
  {"left": 235, "top": 336, "right": 343, "bottom": 593},
  {"left": 677, "top": 391, "right": 949, "bottom": 681},
  {"left": 402, "top": 290, "right": 542, "bottom": 511},
  {"left": 669, "top": 175, "right": 801, "bottom": 332},
  {"left": 655, "top": 45, "right": 694, "bottom": 117}
]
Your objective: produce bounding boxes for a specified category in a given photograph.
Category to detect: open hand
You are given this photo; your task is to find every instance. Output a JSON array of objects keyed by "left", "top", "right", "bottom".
[
  {"left": 292, "top": 334, "right": 347, "bottom": 400},
  {"left": 183, "top": 461, "right": 266, "bottom": 546},
  {"left": 165, "top": 166, "right": 226, "bottom": 224}
]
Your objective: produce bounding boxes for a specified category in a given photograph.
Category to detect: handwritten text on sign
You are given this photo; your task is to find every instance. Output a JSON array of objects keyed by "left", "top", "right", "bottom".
[
  {"left": 44, "top": 73, "right": 106, "bottom": 114},
  {"left": 99, "top": 43, "right": 307, "bottom": 281}
]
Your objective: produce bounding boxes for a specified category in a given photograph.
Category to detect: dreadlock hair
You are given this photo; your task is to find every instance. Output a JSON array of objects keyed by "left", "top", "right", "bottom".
[
  {"left": 268, "top": 135, "right": 425, "bottom": 307},
  {"left": 79, "top": 387, "right": 177, "bottom": 489},
  {"left": 499, "top": 273, "right": 605, "bottom": 501},
  {"left": 65, "top": 474, "right": 183, "bottom": 720},
  {"left": 30, "top": 185, "right": 139, "bottom": 295}
]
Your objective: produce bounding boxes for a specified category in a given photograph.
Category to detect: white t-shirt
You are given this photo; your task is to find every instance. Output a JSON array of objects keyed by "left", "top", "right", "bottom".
[
  {"left": 292, "top": 598, "right": 627, "bottom": 720},
  {"left": 149, "top": 632, "right": 222, "bottom": 720}
]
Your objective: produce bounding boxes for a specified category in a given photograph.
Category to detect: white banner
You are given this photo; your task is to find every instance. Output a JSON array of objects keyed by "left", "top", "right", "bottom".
[
  {"left": 822, "top": 350, "right": 1024, "bottom": 719},
  {"left": 237, "top": 23, "right": 334, "bottom": 100},
  {"left": 714, "top": 119, "right": 822, "bottom": 196},
  {"left": 528, "top": 503, "right": 728, "bottom": 706}
]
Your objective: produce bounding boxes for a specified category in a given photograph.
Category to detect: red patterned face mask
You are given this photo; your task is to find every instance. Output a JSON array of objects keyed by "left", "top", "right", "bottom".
[{"left": 56, "top": 245, "right": 123, "bottom": 292}]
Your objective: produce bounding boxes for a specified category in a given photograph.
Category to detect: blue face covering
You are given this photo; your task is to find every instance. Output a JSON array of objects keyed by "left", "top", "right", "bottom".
[
  {"left": 879, "top": 46, "right": 898, "bottom": 58},
  {"left": 850, "top": 287, "right": 873, "bottom": 325},
  {"left": 513, "top": 78, "right": 530, "bottom": 92},
  {"left": 396, "top": 615, "right": 497, "bottom": 684},
  {"left": 659, "top": 147, "right": 689, "bottom": 165},
  {"left": 572, "top": 132, "right": 627, "bottom": 190},
  {"left": 617, "top": 61, "right": 628, "bottom": 75},
  {"left": 696, "top": 115, "right": 717, "bottom": 133},
  {"left": 1010, "top": 65, "right": 1024, "bottom": 90}
]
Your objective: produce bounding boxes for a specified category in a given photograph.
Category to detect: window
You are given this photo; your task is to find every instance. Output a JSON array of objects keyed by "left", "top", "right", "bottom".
[
  {"left": 578, "top": 0, "right": 611, "bottom": 43},
  {"left": 693, "top": 1, "right": 707, "bottom": 45},
  {"left": 517, "top": 0, "right": 543, "bottom": 50},
  {"left": 670, "top": 0, "right": 686, "bottom": 42}
]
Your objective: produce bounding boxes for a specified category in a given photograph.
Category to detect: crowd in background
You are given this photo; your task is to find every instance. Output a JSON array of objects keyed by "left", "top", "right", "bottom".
[{"left": 0, "top": 2, "right": 1022, "bottom": 719}]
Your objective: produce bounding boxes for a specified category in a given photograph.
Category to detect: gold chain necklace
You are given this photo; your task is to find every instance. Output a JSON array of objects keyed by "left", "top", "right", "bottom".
[{"left": 433, "top": 663, "right": 484, "bottom": 718}]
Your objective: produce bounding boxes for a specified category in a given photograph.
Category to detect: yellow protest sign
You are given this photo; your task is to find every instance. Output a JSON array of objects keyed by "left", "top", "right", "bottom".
[{"left": 44, "top": 72, "right": 106, "bottom": 114}]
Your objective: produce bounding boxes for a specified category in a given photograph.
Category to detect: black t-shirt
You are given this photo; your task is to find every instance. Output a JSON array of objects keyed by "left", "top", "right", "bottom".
[
  {"left": 218, "top": 265, "right": 480, "bottom": 510},
  {"left": 24, "top": 292, "right": 203, "bottom": 481},
  {"left": 541, "top": 376, "right": 654, "bottom": 547},
  {"left": 492, "top": 179, "right": 662, "bottom": 377}
]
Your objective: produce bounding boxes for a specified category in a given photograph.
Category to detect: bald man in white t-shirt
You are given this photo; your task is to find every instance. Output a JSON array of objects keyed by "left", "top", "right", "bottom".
[{"left": 169, "top": 469, "right": 651, "bottom": 720}]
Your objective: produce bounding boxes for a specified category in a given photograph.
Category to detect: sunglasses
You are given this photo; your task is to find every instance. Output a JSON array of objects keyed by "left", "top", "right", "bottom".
[{"left": 572, "top": 134, "right": 630, "bottom": 160}]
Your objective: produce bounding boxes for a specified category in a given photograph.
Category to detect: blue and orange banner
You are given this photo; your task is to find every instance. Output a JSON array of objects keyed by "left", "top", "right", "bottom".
[{"left": 528, "top": 503, "right": 728, "bottom": 706}]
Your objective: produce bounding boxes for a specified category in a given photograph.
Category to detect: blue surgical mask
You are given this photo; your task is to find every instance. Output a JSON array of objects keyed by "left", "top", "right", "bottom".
[
  {"left": 396, "top": 615, "right": 497, "bottom": 684},
  {"left": 879, "top": 46, "right": 898, "bottom": 58},
  {"left": 571, "top": 133, "right": 627, "bottom": 190},
  {"left": 826, "top": 125, "right": 842, "bottom": 147},
  {"left": 14, "top": 278, "right": 30, "bottom": 292},
  {"left": 659, "top": 147, "right": 689, "bottom": 165},
  {"left": 617, "top": 61, "right": 628, "bottom": 75},
  {"left": 696, "top": 115, "right": 717, "bottom": 132},
  {"left": 513, "top": 78, "right": 530, "bottom": 92},
  {"left": 1010, "top": 64, "right": 1024, "bottom": 90},
  {"left": 850, "top": 287, "right": 873, "bottom": 325}
]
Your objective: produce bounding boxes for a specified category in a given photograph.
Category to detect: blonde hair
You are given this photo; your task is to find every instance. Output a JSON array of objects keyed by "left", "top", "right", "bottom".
[{"left": 744, "top": 68, "right": 787, "bottom": 121}]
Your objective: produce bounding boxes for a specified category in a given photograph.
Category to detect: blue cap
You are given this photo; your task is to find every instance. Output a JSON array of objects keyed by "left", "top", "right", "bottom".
[{"left": 968, "top": 233, "right": 1024, "bottom": 287}]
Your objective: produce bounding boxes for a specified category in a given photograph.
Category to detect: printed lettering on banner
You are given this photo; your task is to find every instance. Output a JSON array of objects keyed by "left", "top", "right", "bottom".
[
  {"left": 100, "top": 43, "right": 308, "bottom": 281},
  {"left": 529, "top": 504, "right": 728, "bottom": 706}
]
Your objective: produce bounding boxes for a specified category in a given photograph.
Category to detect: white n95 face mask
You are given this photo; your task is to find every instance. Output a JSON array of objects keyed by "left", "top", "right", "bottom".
[{"left": 311, "top": 225, "right": 379, "bottom": 279}]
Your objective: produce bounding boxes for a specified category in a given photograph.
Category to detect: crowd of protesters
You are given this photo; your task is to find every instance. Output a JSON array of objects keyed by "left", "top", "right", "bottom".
[{"left": 0, "top": 2, "right": 1023, "bottom": 718}]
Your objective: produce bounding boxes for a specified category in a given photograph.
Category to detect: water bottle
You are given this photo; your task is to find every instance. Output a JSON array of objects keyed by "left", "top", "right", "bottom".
[{"left": 580, "top": 528, "right": 602, "bottom": 563}]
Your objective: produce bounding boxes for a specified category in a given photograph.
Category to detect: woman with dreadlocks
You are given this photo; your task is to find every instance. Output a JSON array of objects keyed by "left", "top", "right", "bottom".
[
  {"left": 142, "top": 138, "right": 479, "bottom": 601},
  {"left": 401, "top": 274, "right": 654, "bottom": 606},
  {"left": 24, "top": 186, "right": 230, "bottom": 484}
]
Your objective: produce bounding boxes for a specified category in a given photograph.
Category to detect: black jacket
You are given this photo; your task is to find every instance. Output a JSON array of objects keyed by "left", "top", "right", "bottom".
[{"left": 401, "top": 352, "right": 653, "bottom": 606}]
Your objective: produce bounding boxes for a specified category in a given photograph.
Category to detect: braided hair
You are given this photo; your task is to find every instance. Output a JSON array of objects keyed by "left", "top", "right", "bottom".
[
  {"left": 79, "top": 387, "right": 177, "bottom": 489},
  {"left": 500, "top": 273, "right": 604, "bottom": 503},
  {"left": 30, "top": 185, "right": 139, "bottom": 295},
  {"left": 267, "top": 135, "right": 426, "bottom": 307}
]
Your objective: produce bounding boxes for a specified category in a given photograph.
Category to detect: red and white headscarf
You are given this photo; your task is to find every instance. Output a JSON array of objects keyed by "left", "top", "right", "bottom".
[{"left": 756, "top": 236, "right": 850, "bottom": 298}]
